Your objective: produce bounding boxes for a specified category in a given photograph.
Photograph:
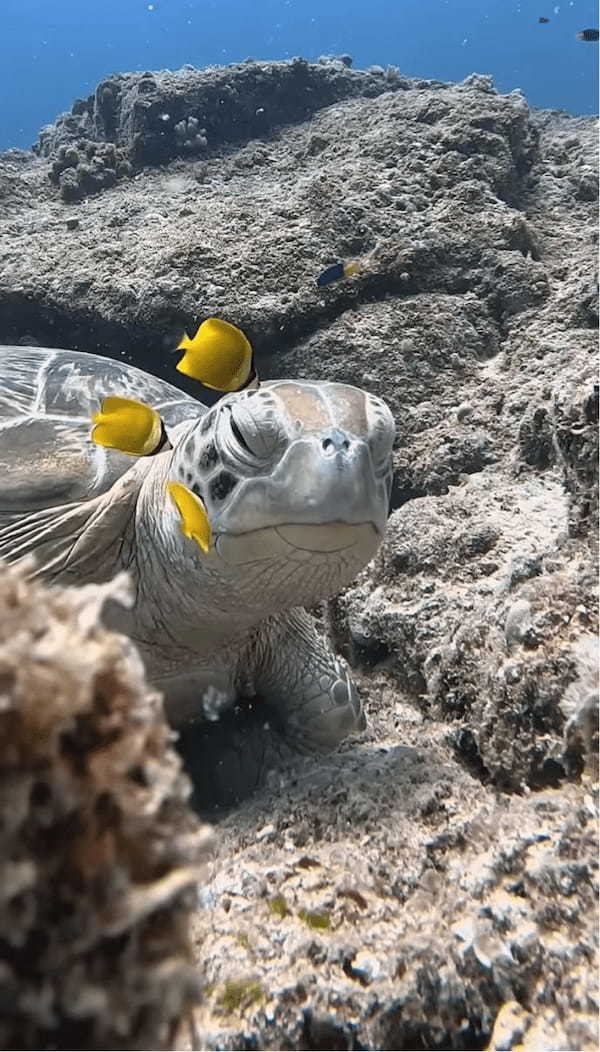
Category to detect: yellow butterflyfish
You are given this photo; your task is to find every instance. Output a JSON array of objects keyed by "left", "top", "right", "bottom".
[
  {"left": 167, "top": 481, "right": 212, "bottom": 554},
  {"left": 175, "top": 317, "right": 256, "bottom": 392},
  {"left": 91, "top": 396, "right": 168, "bottom": 457}
]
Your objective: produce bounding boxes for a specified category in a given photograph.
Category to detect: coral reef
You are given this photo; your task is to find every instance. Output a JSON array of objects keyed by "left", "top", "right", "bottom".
[
  {"left": 0, "top": 561, "right": 212, "bottom": 1051},
  {"left": 49, "top": 140, "right": 132, "bottom": 203},
  {"left": 0, "top": 59, "right": 597, "bottom": 1050}
]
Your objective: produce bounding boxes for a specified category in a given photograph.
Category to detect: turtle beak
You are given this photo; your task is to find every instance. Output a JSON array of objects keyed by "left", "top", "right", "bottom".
[{"left": 213, "top": 435, "right": 389, "bottom": 539}]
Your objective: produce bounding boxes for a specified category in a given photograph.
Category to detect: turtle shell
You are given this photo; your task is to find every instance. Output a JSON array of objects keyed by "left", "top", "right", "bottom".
[{"left": 0, "top": 346, "right": 205, "bottom": 519}]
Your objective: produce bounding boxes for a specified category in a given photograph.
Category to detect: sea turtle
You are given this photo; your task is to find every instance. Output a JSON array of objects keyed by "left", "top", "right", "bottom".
[{"left": 0, "top": 345, "right": 395, "bottom": 805}]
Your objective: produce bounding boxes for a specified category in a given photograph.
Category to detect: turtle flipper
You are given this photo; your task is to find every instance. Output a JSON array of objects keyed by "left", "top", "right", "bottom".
[
  {"left": 253, "top": 608, "right": 366, "bottom": 751},
  {"left": 177, "top": 609, "right": 365, "bottom": 813},
  {"left": 0, "top": 473, "right": 138, "bottom": 582}
]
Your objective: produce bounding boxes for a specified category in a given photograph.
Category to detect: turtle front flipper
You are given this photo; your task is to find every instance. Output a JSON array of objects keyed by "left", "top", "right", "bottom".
[
  {"left": 177, "top": 609, "right": 365, "bottom": 812},
  {"left": 0, "top": 471, "right": 141, "bottom": 583},
  {"left": 252, "top": 608, "right": 366, "bottom": 751}
]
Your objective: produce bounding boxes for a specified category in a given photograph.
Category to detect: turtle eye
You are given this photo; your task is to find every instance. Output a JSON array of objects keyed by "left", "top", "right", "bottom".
[
  {"left": 224, "top": 401, "right": 285, "bottom": 461},
  {"left": 225, "top": 405, "right": 261, "bottom": 459},
  {"left": 229, "top": 414, "right": 253, "bottom": 455}
]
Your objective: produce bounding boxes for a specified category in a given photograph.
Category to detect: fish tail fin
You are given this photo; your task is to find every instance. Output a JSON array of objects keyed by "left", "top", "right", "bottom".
[
  {"left": 364, "top": 238, "right": 384, "bottom": 266},
  {"left": 343, "top": 260, "right": 362, "bottom": 278},
  {"left": 176, "top": 332, "right": 193, "bottom": 351}
]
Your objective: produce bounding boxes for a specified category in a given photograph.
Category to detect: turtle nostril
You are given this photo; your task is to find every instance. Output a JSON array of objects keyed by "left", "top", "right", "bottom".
[{"left": 322, "top": 430, "right": 350, "bottom": 454}]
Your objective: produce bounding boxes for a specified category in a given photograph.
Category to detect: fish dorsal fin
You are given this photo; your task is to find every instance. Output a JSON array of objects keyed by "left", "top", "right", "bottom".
[{"left": 0, "top": 471, "right": 141, "bottom": 583}]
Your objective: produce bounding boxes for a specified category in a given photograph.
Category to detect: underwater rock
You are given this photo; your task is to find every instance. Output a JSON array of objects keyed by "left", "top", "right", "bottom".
[
  {"left": 551, "top": 361, "right": 599, "bottom": 546},
  {"left": 424, "top": 563, "right": 598, "bottom": 788},
  {"left": 0, "top": 560, "right": 213, "bottom": 1051},
  {"left": 560, "top": 635, "right": 599, "bottom": 779},
  {"left": 35, "top": 58, "right": 412, "bottom": 179},
  {"left": 184, "top": 732, "right": 598, "bottom": 1052},
  {"left": 0, "top": 59, "right": 597, "bottom": 1051}
]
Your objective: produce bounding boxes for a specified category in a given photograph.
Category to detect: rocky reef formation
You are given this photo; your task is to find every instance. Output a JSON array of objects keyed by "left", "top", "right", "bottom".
[
  {"left": 0, "top": 561, "right": 212, "bottom": 1050},
  {"left": 35, "top": 58, "right": 410, "bottom": 201},
  {"left": 0, "top": 58, "right": 597, "bottom": 1050}
]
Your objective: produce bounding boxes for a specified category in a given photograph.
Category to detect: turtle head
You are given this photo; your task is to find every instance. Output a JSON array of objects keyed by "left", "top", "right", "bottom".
[{"left": 167, "top": 381, "right": 394, "bottom": 611}]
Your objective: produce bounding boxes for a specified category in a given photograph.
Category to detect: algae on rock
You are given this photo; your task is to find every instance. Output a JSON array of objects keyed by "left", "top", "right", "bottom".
[{"left": 0, "top": 560, "right": 212, "bottom": 1051}]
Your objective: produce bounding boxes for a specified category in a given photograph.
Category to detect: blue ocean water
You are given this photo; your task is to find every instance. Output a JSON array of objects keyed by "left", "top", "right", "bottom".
[{"left": 1, "top": 0, "right": 598, "bottom": 152}]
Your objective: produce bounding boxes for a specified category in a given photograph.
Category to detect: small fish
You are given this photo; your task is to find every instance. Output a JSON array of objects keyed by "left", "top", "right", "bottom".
[
  {"left": 576, "top": 28, "right": 599, "bottom": 41},
  {"left": 175, "top": 317, "right": 257, "bottom": 392},
  {"left": 316, "top": 259, "right": 362, "bottom": 287},
  {"left": 91, "top": 396, "right": 170, "bottom": 456},
  {"left": 167, "top": 481, "right": 212, "bottom": 553},
  {"left": 538, "top": 16, "right": 550, "bottom": 23}
]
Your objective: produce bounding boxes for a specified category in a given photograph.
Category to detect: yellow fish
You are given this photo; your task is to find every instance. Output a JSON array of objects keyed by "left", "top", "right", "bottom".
[
  {"left": 91, "top": 396, "right": 169, "bottom": 457},
  {"left": 176, "top": 317, "right": 256, "bottom": 392},
  {"left": 167, "top": 481, "right": 212, "bottom": 553}
]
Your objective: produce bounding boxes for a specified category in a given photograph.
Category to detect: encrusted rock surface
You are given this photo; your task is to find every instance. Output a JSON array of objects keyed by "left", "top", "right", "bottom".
[
  {"left": 185, "top": 738, "right": 597, "bottom": 1052},
  {"left": 35, "top": 59, "right": 413, "bottom": 179},
  {"left": 0, "top": 59, "right": 597, "bottom": 1051},
  {"left": 0, "top": 561, "right": 213, "bottom": 1051}
]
